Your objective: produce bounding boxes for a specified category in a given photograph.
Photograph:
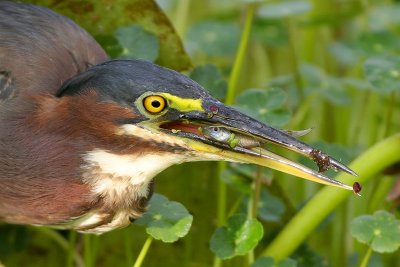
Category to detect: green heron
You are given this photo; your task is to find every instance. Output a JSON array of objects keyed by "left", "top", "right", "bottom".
[{"left": 0, "top": 2, "right": 357, "bottom": 234}]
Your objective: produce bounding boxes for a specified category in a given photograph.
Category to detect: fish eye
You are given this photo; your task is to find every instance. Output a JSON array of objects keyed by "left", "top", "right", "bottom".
[{"left": 143, "top": 95, "right": 167, "bottom": 114}]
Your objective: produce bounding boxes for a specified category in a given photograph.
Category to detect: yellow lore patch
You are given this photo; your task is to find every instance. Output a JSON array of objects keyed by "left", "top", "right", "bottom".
[{"left": 161, "top": 93, "right": 204, "bottom": 112}]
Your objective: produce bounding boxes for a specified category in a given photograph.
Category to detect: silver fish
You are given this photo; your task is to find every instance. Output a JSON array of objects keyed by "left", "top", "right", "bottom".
[{"left": 202, "top": 126, "right": 260, "bottom": 149}]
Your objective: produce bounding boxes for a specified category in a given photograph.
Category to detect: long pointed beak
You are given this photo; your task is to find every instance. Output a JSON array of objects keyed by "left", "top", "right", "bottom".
[{"left": 160, "top": 99, "right": 358, "bottom": 191}]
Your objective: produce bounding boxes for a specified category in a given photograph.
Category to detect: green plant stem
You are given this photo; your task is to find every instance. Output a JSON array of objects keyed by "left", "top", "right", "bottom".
[
  {"left": 133, "top": 236, "right": 153, "bottom": 267},
  {"left": 331, "top": 204, "right": 348, "bottom": 267},
  {"left": 262, "top": 134, "right": 400, "bottom": 260},
  {"left": 246, "top": 167, "right": 262, "bottom": 266},
  {"left": 360, "top": 247, "right": 373, "bottom": 267},
  {"left": 217, "top": 162, "right": 227, "bottom": 225},
  {"left": 367, "top": 176, "right": 394, "bottom": 213},
  {"left": 33, "top": 227, "right": 84, "bottom": 267},
  {"left": 84, "top": 234, "right": 93, "bottom": 267},
  {"left": 228, "top": 195, "right": 245, "bottom": 218},
  {"left": 246, "top": 185, "right": 255, "bottom": 266},
  {"left": 252, "top": 167, "right": 262, "bottom": 218},
  {"left": 382, "top": 92, "right": 396, "bottom": 137},
  {"left": 367, "top": 93, "right": 380, "bottom": 146},
  {"left": 225, "top": 3, "right": 256, "bottom": 105},
  {"left": 125, "top": 231, "right": 134, "bottom": 266},
  {"left": 286, "top": 17, "right": 303, "bottom": 100},
  {"left": 67, "top": 231, "right": 77, "bottom": 267},
  {"left": 214, "top": 162, "right": 227, "bottom": 267},
  {"left": 350, "top": 92, "right": 370, "bottom": 144}
]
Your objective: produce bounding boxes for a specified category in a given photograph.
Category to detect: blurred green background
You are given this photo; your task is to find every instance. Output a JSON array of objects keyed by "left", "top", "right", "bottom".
[{"left": 1, "top": 0, "right": 400, "bottom": 266}]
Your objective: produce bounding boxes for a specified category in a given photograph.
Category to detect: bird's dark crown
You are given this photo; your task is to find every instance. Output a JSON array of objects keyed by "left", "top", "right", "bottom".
[{"left": 57, "top": 59, "right": 211, "bottom": 107}]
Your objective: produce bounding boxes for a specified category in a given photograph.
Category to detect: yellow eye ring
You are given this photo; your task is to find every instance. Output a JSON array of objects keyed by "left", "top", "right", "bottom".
[{"left": 143, "top": 95, "right": 166, "bottom": 114}]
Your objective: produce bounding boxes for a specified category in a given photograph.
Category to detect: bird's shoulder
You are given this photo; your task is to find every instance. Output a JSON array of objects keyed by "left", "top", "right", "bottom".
[{"left": 0, "top": 2, "right": 108, "bottom": 101}]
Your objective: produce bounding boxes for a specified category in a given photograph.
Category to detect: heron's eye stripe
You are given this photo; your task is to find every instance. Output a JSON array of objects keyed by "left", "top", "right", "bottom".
[
  {"left": 143, "top": 95, "right": 166, "bottom": 113},
  {"left": 160, "top": 93, "right": 204, "bottom": 112}
]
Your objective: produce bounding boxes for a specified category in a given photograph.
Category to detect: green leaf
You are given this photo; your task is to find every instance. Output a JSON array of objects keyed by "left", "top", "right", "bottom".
[
  {"left": 258, "top": 189, "right": 285, "bottom": 222},
  {"left": 37, "top": 0, "right": 192, "bottom": 70},
  {"left": 229, "top": 163, "right": 273, "bottom": 183},
  {"left": 279, "top": 258, "right": 297, "bottom": 267},
  {"left": 210, "top": 214, "right": 264, "bottom": 259},
  {"left": 235, "top": 88, "right": 291, "bottom": 127},
  {"left": 369, "top": 4, "right": 400, "bottom": 31},
  {"left": 344, "top": 78, "right": 374, "bottom": 92},
  {"left": 329, "top": 32, "right": 400, "bottom": 67},
  {"left": 292, "top": 244, "right": 330, "bottom": 267},
  {"left": 241, "top": 0, "right": 266, "bottom": 3},
  {"left": 186, "top": 20, "right": 240, "bottom": 57},
  {"left": 189, "top": 64, "right": 227, "bottom": 101},
  {"left": 252, "top": 257, "right": 297, "bottom": 267},
  {"left": 258, "top": 1, "right": 311, "bottom": 19},
  {"left": 252, "top": 257, "right": 275, "bottom": 267},
  {"left": 252, "top": 19, "right": 289, "bottom": 47},
  {"left": 329, "top": 42, "right": 360, "bottom": 66},
  {"left": 350, "top": 210, "right": 400, "bottom": 253},
  {"left": 221, "top": 168, "right": 252, "bottom": 194},
  {"left": 300, "top": 63, "right": 351, "bottom": 105},
  {"left": 355, "top": 31, "right": 400, "bottom": 56},
  {"left": 95, "top": 34, "right": 123, "bottom": 59},
  {"left": 135, "top": 193, "right": 193, "bottom": 243},
  {"left": 364, "top": 56, "right": 400, "bottom": 94},
  {"left": 222, "top": 164, "right": 274, "bottom": 194},
  {"left": 115, "top": 25, "right": 159, "bottom": 62}
]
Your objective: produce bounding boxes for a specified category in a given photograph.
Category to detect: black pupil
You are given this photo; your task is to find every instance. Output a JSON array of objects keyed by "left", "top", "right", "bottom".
[{"left": 151, "top": 100, "right": 161, "bottom": 108}]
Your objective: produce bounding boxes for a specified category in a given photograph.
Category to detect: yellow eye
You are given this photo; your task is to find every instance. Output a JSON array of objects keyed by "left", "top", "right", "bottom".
[{"left": 143, "top": 95, "right": 166, "bottom": 114}]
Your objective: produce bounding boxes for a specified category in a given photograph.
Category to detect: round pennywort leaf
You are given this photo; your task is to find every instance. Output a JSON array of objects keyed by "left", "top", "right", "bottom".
[
  {"left": 235, "top": 88, "right": 291, "bottom": 127},
  {"left": 186, "top": 20, "right": 240, "bottom": 57},
  {"left": 258, "top": 1, "right": 311, "bottom": 19},
  {"left": 258, "top": 189, "right": 285, "bottom": 222},
  {"left": 252, "top": 257, "right": 297, "bottom": 267},
  {"left": 364, "top": 56, "right": 400, "bottom": 94},
  {"left": 135, "top": 194, "right": 193, "bottom": 243},
  {"left": 210, "top": 214, "right": 264, "bottom": 259},
  {"left": 115, "top": 25, "right": 159, "bottom": 62},
  {"left": 350, "top": 210, "right": 400, "bottom": 253},
  {"left": 189, "top": 64, "right": 227, "bottom": 100}
]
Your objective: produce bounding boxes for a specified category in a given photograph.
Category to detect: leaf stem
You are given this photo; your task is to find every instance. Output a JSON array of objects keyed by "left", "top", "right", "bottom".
[
  {"left": 262, "top": 134, "right": 400, "bottom": 260},
  {"left": 359, "top": 246, "right": 373, "bottom": 267},
  {"left": 133, "top": 236, "right": 153, "bottom": 267}
]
